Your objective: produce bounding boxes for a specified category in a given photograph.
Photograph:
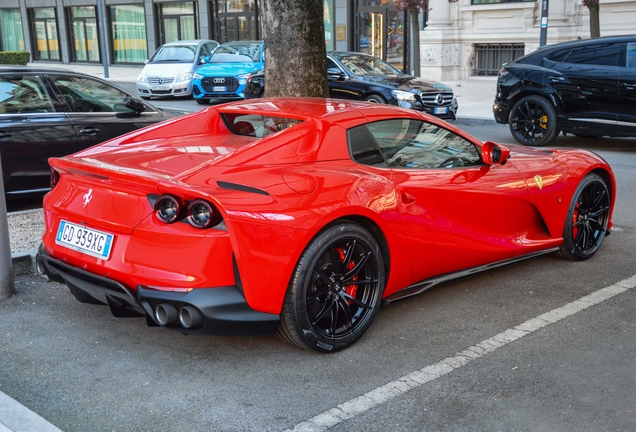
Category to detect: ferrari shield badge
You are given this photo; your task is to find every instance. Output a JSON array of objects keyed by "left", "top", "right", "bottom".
[{"left": 534, "top": 175, "right": 543, "bottom": 189}]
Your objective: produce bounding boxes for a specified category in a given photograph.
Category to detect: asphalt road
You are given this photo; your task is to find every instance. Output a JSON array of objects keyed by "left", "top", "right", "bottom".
[{"left": 2, "top": 96, "right": 636, "bottom": 431}]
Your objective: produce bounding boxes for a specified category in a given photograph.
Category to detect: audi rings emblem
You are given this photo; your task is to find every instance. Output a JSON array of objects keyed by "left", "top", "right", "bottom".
[
  {"left": 435, "top": 94, "right": 444, "bottom": 105},
  {"left": 213, "top": 78, "right": 226, "bottom": 84}
]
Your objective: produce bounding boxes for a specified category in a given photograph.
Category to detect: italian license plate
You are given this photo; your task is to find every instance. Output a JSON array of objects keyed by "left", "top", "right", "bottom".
[
  {"left": 213, "top": 86, "right": 226, "bottom": 92},
  {"left": 55, "top": 220, "right": 114, "bottom": 260},
  {"left": 434, "top": 107, "right": 448, "bottom": 114},
  {"left": 153, "top": 85, "right": 168, "bottom": 91}
]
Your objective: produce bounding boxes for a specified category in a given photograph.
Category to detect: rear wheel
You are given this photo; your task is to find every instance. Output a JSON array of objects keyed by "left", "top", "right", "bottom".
[
  {"left": 556, "top": 173, "right": 610, "bottom": 261},
  {"left": 509, "top": 95, "right": 558, "bottom": 146},
  {"left": 277, "top": 222, "right": 385, "bottom": 352}
]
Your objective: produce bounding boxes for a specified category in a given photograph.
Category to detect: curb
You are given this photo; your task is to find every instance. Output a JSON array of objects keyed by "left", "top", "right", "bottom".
[{"left": 11, "top": 251, "right": 37, "bottom": 276}]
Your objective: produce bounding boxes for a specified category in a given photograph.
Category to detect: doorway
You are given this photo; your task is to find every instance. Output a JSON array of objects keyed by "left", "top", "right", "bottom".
[
  {"left": 356, "top": 1, "right": 406, "bottom": 72},
  {"left": 69, "top": 7, "right": 99, "bottom": 62}
]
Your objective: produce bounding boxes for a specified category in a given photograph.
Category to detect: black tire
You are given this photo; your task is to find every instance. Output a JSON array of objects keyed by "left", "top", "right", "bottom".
[
  {"left": 196, "top": 98, "right": 209, "bottom": 105},
  {"left": 277, "top": 222, "right": 385, "bottom": 352},
  {"left": 556, "top": 173, "right": 610, "bottom": 261},
  {"left": 364, "top": 94, "right": 387, "bottom": 104},
  {"left": 509, "top": 95, "right": 559, "bottom": 146}
]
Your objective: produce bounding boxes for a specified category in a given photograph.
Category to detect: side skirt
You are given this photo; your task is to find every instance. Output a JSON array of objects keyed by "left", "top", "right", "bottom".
[{"left": 383, "top": 248, "right": 560, "bottom": 304}]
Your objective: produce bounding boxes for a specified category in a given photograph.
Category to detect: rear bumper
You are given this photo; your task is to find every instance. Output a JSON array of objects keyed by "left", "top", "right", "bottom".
[{"left": 37, "top": 245, "right": 279, "bottom": 336}]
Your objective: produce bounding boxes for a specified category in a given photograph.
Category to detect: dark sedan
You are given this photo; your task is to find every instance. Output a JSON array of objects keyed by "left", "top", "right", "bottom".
[
  {"left": 1, "top": 66, "right": 182, "bottom": 198},
  {"left": 244, "top": 51, "right": 458, "bottom": 120},
  {"left": 493, "top": 35, "right": 636, "bottom": 146}
]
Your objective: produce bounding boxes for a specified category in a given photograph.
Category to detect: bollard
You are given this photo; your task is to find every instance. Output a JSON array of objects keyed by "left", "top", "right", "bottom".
[{"left": 0, "top": 152, "right": 15, "bottom": 301}]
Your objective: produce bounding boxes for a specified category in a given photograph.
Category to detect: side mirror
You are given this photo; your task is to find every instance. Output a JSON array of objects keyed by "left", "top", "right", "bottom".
[
  {"left": 122, "top": 96, "right": 146, "bottom": 114},
  {"left": 482, "top": 141, "right": 510, "bottom": 165},
  {"left": 200, "top": 56, "right": 210, "bottom": 64},
  {"left": 327, "top": 67, "right": 345, "bottom": 79}
]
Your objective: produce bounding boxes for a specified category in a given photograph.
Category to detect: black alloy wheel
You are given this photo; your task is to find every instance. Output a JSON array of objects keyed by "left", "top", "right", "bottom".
[
  {"left": 557, "top": 173, "right": 611, "bottom": 261},
  {"left": 509, "top": 95, "right": 559, "bottom": 146},
  {"left": 277, "top": 222, "right": 385, "bottom": 352}
]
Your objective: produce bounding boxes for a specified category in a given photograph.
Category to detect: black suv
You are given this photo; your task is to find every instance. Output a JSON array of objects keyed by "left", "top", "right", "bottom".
[{"left": 493, "top": 35, "right": 636, "bottom": 146}]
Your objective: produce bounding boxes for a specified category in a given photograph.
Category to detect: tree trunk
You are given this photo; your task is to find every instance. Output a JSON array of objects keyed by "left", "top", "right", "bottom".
[
  {"left": 261, "top": 0, "right": 329, "bottom": 97},
  {"left": 588, "top": 3, "right": 601, "bottom": 39},
  {"left": 409, "top": 11, "right": 421, "bottom": 77}
]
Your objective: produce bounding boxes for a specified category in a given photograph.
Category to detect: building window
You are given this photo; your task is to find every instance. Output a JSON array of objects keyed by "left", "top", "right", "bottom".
[
  {"left": 325, "top": 0, "right": 335, "bottom": 51},
  {"left": 110, "top": 5, "right": 148, "bottom": 63},
  {"left": 0, "top": 9, "right": 25, "bottom": 51},
  {"left": 473, "top": 43, "right": 525, "bottom": 76},
  {"left": 471, "top": 0, "right": 534, "bottom": 4},
  {"left": 159, "top": 2, "right": 197, "bottom": 44},
  {"left": 69, "top": 7, "right": 100, "bottom": 62},
  {"left": 31, "top": 8, "right": 60, "bottom": 61},
  {"left": 213, "top": 0, "right": 260, "bottom": 43}
]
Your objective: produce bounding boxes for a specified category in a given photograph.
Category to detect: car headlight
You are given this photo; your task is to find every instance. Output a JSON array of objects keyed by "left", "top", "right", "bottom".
[
  {"left": 137, "top": 73, "right": 147, "bottom": 83},
  {"left": 176, "top": 72, "right": 193, "bottom": 82},
  {"left": 193, "top": 72, "right": 203, "bottom": 80},
  {"left": 392, "top": 90, "right": 416, "bottom": 101}
]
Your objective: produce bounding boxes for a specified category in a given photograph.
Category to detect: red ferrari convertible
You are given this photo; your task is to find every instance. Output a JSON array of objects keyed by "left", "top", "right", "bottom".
[{"left": 38, "top": 98, "right": 615, "bottom": 352}]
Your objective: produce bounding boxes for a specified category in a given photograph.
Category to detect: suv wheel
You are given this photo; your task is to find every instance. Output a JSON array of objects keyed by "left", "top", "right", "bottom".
[{"left": 509, "top": 95, "right": 559, "bottom": 146}]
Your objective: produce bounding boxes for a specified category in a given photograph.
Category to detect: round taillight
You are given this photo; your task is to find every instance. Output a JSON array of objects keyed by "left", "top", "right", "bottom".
[
  {"left": 187, "top": 199, "right": 220, "bottom": 228},
  {"left": 155, "top": 195, "right": 183, "bottom": 223}
]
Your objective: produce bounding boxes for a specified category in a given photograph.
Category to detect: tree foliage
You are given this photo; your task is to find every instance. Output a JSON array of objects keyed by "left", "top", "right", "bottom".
[{"left": 261, "top": 0, "right": 328, "bottom": 98}]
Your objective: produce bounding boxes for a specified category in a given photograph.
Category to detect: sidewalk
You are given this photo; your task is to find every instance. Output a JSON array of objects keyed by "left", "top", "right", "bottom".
[{"left": 28, "top": 62, "right": 498, "bottom": 120}]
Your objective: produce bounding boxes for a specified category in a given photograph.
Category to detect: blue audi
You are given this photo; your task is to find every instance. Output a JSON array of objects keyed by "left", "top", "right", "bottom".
[{"left": 192, "top": 41, "right": 264, "bottom": 104}]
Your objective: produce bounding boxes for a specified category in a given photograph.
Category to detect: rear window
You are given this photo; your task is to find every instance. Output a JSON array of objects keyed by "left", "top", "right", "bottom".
[{"left": 223, "top": 113, "right": 302, "bottom": 138}]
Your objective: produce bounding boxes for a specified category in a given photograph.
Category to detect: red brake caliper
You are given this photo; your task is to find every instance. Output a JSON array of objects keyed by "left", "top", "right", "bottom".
[
  {"left": 572, "top": 203, "right": 580, "bottom": 239},
  {"left": 336, "top": 248, "right": 358, "bottom": 304}
]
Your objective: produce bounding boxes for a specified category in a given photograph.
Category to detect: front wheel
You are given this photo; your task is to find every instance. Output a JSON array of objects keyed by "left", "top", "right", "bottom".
[
  {"left": 556, "top": 173, "right": 611, "bottom": 261},
  {"left": 277, "top": 222, "right": 385, "bottom": 352},
  {"left": 509, "top": 95, "right": 559, "bottom": 146},
  {"left": 364, "top": 94, "right": 387, "bottom": 104}
]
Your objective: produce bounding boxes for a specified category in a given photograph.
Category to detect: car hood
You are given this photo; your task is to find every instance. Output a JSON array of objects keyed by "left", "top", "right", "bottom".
[
  {"left": 140, "top": 63, "right": 194, "bottom": 79},
  {"left": 356, "top": 74, "right": 452, "bottom": 94},
  {"left": 195, "top": 62, "right": 262, "bottom": 77}
]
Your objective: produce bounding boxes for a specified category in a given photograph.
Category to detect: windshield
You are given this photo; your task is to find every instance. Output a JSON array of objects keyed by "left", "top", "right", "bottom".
[
  {"left": 211, "top": 42, "right": 262, "bottom": 63},
  {"left": 333, "top": 54, "right": 401, "bottom": 77},
  {"left": 149, "top": 45, "right": 197, "bottom": 63}
]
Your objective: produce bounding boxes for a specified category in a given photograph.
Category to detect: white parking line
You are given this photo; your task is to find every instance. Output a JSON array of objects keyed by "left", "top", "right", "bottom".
[{"left": 285, "top": 274, "right": 636, "bottom": 432}]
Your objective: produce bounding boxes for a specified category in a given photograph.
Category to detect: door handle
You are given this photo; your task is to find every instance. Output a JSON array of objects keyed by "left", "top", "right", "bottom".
[
  {"left": 400, "top": 191, "right": 416, "bottom": 205},
  {"left": 79, "top": 127, "right": 100, "bottom": 135},
  {"left": 548, "top": 76, "right": 565, "bottom": 82},
  {"left": 621, "top": 82, "right": 636, "bottom": 90},
  {"left": 0, "top": 131, "right": 13, "bottom": 140}
]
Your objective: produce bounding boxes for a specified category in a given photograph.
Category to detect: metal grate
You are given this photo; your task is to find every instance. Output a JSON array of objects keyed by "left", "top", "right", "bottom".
[{"left": 472, "top": 44, "right": 525, "bottom": 76}]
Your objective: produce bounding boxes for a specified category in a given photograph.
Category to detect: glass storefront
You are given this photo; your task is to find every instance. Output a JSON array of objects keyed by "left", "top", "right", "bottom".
[
  {"left": 31, "top": 8, "right": 60, "bottom": 61},
  {"left": 0, "top": 9, "right": 25, "bottom": 51},
  {"left": 110, "top": 5, "right": 148, "bottom": 63},
  {"left": 69, "top": 7, "right": 99, "bottom": 62},
  {"left": 213, "top": 0, "right": 260, "bottom": 43},
  {"left": 357, "top": 1, "right": 406, "bottom": 71},
  {"left": 324, "top": 0, "right": 335, "bottom": 51},
  {"left": 159, "top": 2, "right": 197, "bottom": 44}
]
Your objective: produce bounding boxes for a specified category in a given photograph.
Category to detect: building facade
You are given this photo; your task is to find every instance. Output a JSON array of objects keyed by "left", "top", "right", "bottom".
[{"left": 1, "top": 0, "right": 633, "bottom": 79}]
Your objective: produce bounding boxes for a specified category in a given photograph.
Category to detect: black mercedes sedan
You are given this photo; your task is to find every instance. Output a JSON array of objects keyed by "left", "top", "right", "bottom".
[
  {"left": 1, "top": 66, "right": 183, "bottom": 198},
  {"left": 493, "top": 35, "right": 636, "bottom": 146},
  {"left": 244, "top": 51, "right": 458, "bottom": 120}
]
